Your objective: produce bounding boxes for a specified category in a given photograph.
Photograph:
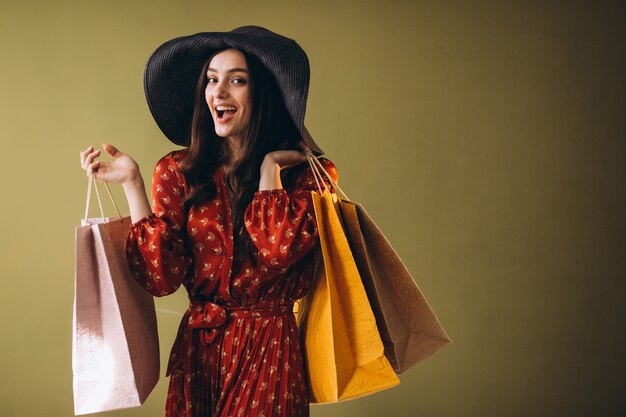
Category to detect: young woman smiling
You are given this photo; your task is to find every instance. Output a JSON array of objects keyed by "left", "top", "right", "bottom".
[{"left": 79, "top": 26, "right": 338, "bottom": 417}]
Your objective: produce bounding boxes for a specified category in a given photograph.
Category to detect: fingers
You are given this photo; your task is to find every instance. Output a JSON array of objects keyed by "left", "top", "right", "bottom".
[
  {"left": 80, "top": 145, "right": 100, "bottom": 169},
  {"left": 102, "top": 142, "right": 122, "bottom": 158},
  {"left": 86, "top": 160, "right": 101, "bottom": 177},
  {"left": 274, "top": 149, "right": 308, "bottom": 166},
  {"left": 83, "top": 149, "right": 100, "bottom": 171},
  {"left": 80, "top": 143, "right": 121, "bottom": 179},
  {"left": 295, "top": 152, "right": 308, "bottom": 163},
  {"left": 281, "top": 151, "right": 308, "bottom": 170},
  {"left": 79, "top": 145, "right": 93, "bottom": 167}
]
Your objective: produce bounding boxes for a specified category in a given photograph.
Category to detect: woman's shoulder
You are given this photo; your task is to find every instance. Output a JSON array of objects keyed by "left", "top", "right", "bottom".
[
  {"left": 161, "top": 148, "right": 189, "bottom": 164},
  {"left": 153, "top": 148, "right": 189, "bottom": 187},
  {"left": 154, "top": 148, "right": 189, "bottom": 170},
  {"left": 316, "top": 157, "right": 338, "bottom": 180},
  {"left": 286, "top": 156, "right": 339, "bottom": 191}
]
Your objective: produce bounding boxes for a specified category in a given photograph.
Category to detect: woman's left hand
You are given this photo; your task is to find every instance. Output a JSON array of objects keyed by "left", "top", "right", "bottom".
[
  {"left": 258, "top": 141, "right": 311, "bottom": 191},
  {"left": 262, "top": 140, "right": 311, "bottom": 171}
]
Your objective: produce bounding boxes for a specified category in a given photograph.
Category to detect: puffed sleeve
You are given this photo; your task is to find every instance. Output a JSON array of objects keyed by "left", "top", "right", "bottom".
[
  {"left": 244, "top": 157, "right": 339, "bottom": 269},
  {"left": 124, "top": 151, "right": 194, "bottom": 296}
]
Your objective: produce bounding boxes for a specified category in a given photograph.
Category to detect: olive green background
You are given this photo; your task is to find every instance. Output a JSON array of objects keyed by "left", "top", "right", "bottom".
[{"left": 1, "top": 1, "right": 624, "bottom": 416}]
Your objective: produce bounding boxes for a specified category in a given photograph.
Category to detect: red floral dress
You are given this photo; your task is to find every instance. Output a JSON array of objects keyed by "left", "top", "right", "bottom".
[{"left": 125, "top": 148, "right": 338, "bottom": 417}]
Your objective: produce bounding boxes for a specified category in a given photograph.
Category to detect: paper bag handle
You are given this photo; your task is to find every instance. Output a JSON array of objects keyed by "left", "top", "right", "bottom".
[
  {"left": 304, "top": 150, "right": 349, "bottom": 201},
  {"left": 83, "top": 173, "right": 123, "bottom": 225},
  {"left": 304, "top": 152, "right": 327, "bottom": 194}
]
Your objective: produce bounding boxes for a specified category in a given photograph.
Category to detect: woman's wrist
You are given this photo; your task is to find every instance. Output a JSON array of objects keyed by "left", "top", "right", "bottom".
[
  {"left": 122, "top": 174, "right": 152, "bottom": 224},
  {"left": 259, "top": 158, "right": 282, "bottom": 191},
  {"left": 122, "top": 172, "right": 145, "bottom": 192}
]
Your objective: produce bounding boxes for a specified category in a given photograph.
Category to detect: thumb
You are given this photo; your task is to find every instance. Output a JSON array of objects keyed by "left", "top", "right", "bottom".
[{"left": 102, "top": 143, "right": 122, "bottom": 159}]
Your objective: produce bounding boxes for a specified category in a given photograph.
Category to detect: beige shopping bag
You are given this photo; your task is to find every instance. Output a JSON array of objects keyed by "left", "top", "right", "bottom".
[{"left": 72, "top": 174, "right": 159, "bottom": 415}]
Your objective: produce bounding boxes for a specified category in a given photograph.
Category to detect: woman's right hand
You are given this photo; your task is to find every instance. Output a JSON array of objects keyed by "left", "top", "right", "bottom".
[{"left": 80, "top": 143, "right": 141, "bottom": 185}]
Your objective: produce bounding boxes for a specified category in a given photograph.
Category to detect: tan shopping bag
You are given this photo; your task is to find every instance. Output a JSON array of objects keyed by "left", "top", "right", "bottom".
[
  {"left": 305, "top": 153, "right": 452, "bottom": 375},
  {"left": 72, "top": 174, "right": 159, "bottom": 415},
  {"left": 295, "top": 154, "right": 400, "bottom": 404}
]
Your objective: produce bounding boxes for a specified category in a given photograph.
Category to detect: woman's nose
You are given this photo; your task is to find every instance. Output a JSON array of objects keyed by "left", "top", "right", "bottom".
[{"left": 213, "top": 81, "right": 228, "bottom": 98}]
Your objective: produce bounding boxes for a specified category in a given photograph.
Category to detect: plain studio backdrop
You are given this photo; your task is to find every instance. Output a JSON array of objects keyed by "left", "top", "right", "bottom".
[{"left": 0, "top": 1, "right": 624, "bottom": 416}]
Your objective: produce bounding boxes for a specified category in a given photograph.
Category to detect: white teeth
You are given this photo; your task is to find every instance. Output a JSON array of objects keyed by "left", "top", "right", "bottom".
[{"left": 216, "top": 105, "right": 237, "bottom": 111}]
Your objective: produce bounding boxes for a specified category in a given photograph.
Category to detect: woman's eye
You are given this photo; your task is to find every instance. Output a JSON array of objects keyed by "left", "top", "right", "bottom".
[{"left": 206, "top": 77, "right": 247, "bottom": 85}]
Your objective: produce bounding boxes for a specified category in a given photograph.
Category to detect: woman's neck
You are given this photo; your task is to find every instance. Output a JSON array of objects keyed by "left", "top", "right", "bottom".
[{"left": 223, "top": 136, "right": 244, "bottom": 174}]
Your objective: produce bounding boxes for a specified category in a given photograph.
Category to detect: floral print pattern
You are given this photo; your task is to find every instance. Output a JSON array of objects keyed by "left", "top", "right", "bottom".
[{"left": 125, "top": 149, "right": 338, "bottom": 417}]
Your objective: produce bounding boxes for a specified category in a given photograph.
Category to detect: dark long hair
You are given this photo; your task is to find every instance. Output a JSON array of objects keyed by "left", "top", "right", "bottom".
[{"left": 178, "top": 48, "right": 301, "bottom": 275}]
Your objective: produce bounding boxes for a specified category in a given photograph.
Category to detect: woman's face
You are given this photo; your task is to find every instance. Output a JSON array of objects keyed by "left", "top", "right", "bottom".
[{"left": 205, "top": 48, "right": 251, "bottom": 141}]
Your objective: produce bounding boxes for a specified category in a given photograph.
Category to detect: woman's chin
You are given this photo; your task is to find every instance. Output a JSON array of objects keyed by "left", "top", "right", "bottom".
[{"left": 213, "top": 127, "right": 230, "bottom": 138}]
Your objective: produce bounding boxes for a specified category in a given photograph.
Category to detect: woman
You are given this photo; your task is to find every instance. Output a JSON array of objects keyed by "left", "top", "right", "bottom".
[{"left": 79, "top": 27, "right": 338, "bottom": 417}]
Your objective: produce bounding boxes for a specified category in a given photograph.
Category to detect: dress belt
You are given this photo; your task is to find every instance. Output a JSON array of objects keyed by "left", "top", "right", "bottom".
[{"left": 166, "top": 299, "right": 295, "bottom": 377}]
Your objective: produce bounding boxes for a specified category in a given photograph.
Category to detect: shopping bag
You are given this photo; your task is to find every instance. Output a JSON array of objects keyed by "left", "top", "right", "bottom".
[
  {"left": 295, "top": 154, "right": 400, "bottom": 404},
  {"left": 305, "top": 153, "right": 452, "bottom": 375},
  {"left": 72, "top": 174, "right": 160, "bottom": 415}
]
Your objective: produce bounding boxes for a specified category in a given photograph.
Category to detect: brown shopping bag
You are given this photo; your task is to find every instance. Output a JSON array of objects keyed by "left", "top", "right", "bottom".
[
  {"left": 72, "top": 174, "right": 159, "bottom": 415},
  {"left": 295, "top": 153, "right": 400, "bottom": 404},
  {"left": 305, "top": 153, "right": 452, "bottom": 375}
]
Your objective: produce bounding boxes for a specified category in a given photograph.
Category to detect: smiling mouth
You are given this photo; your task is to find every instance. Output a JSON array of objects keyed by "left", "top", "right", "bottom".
[{"left": 216, "top": 107, "right": 238, "bottom": 120}]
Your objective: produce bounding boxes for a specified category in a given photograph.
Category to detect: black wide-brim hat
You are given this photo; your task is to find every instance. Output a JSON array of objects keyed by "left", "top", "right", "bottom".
[{"left": 143, "top": 25, "right": 324, "bottom": 155}]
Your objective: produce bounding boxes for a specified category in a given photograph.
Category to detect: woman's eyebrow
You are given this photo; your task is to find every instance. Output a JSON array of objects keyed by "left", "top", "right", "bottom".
[{"left": 207, "top": 67, "right": 248, "bottom": 74}]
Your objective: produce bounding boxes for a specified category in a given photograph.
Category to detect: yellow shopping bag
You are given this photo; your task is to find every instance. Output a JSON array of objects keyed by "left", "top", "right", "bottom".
[
  {"left": 295, "top": 154, "right": 400, "bottom": 403},
  {"left": 305, "top": 153, "right": 452, "bottom": 375}
]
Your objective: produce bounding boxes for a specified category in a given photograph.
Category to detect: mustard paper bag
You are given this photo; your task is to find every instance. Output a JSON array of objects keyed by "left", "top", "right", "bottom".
[
  {"left": 296, "top": 156, "right": 400, "bottom": 404},
  {"left": 73, "top": 174, "right": 159, "bottom": 415},
  {"left": 305, "top": 153, "right": 452, "bottom": 375}
]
